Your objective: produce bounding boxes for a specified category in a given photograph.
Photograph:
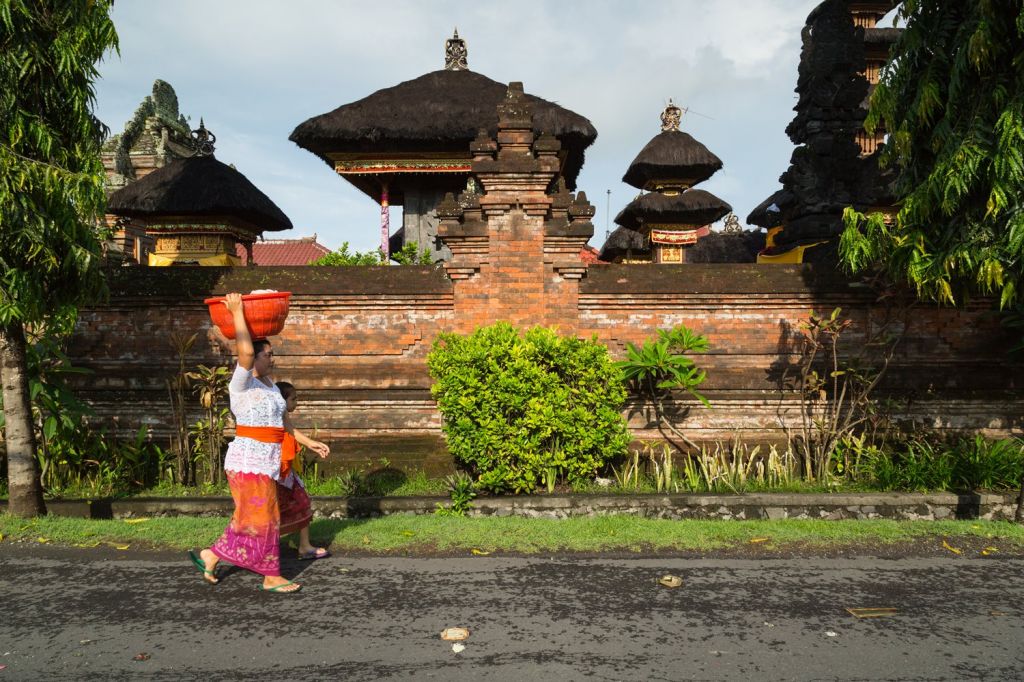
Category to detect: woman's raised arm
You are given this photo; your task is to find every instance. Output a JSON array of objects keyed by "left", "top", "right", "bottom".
[{"left": 223, "top": 293, "right": 254, "bottom": 370}]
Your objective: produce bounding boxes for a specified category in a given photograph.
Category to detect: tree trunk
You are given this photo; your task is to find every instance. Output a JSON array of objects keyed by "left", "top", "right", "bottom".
[
  {"left": 1015, "top": 475, "right": 1024, "bottom": 524},
  {"left": 0, "top": 321, "right": 46, "bottom": 516}
]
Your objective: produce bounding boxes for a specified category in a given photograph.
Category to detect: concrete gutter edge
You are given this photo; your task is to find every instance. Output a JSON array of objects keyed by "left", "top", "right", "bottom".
[{"left": 1, "top": 491, "right": 1018, "bottom": 521}]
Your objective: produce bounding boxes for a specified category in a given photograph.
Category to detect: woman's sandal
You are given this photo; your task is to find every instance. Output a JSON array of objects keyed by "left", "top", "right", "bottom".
[
  {"left": 297, "top": 548, "right": 330, "bottom": 561},
  {"left": 259, "top": 580, "right": 302, "bottom": 593},
  {"left": 188, "top": 550, "right": 219, "bottom": 584}
]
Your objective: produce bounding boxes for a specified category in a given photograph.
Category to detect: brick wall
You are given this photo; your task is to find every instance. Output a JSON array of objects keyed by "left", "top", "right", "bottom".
[{"left": 69, "top": 262, "right": 1024, "bottom": 474}]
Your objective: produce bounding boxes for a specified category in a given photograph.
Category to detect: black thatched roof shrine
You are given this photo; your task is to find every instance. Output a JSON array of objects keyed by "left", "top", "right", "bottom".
[
  {"left": 614, "top": 189, "right": 732, "bottom": 230},
  {"left": 598, "top": 225, "right": 649, "bottom": 261},
  {"left": 622, "top": 130, "right": 723, "bottom": 191},
  {"left": 685, "top": 230, "right": 766, "bottom": 263},
  {"left": 746, "top": 188, "right": 795, "bottom": 228},
  {"left": 289, "top": 67, "right": 597, "bottom": 200},
  {"left": 107, "top": 154, "right": 292, "bottom": 233}
]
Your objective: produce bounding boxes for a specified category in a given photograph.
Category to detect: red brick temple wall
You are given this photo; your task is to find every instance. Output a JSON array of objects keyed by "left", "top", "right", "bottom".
[{"left": 69, "top": 263, "right": 1023, "bottom": 474}]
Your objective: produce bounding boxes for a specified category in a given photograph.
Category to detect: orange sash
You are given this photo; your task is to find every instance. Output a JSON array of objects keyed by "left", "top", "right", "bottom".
[
  {"left": 235, "top": 425, "right": 286, "bottom": 443},
  {"left": 280, "top": 433, "right": 298, "bottom": 478}
]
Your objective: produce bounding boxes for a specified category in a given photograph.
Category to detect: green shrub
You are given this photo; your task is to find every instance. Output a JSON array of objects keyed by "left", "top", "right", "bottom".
[
  {"left": 615, "top": 325, "right": 710, "bottom": 450},
  {"left": 427, "top": 322, "right": 630, "bottom": 493},
  {"left": 861, "top": 438, "right": 955, "bottom": 491},
  {"left": 856, "top": 435, "right": 1024, "bottom": 492},
  {"left": 951, "top": 436, "right": 1024, "bottom": 490},
  {"left": 311, "top": 241, "right": 434, "bottom": 266}
]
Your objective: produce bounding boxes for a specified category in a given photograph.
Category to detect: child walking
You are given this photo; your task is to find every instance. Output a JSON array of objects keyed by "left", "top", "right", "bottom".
[{"left": 276, "top": 381, "right": 330, "bottom": 560}]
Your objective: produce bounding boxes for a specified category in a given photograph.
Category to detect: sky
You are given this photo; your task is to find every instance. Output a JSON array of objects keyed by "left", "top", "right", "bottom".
[{"left": 93, "top": 0, "right": 893, "bottom": 252}]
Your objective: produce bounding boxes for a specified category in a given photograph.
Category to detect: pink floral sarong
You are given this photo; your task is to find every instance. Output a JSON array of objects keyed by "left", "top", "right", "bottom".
[{"left": 212, "top": 471, "right": 280, "bottom": 576}]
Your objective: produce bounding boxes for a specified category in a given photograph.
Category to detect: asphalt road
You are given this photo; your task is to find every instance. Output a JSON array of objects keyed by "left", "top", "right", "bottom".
[{"left": 1, "top": 545, "right": 1022, "bottom": 681}]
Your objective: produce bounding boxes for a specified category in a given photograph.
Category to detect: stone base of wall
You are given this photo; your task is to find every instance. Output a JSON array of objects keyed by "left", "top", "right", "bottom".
[{"left": 20, "top": 492, "right": 1020, "bottom": 522}]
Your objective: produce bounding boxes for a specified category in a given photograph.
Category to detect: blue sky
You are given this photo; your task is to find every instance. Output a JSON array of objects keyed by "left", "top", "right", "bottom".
[{"left": 93, "top": 1, "right": 892, "bottom": 252}]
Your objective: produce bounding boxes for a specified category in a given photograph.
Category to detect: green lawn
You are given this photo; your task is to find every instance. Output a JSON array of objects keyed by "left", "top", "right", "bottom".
[{"left": 2, "top": 513, "right": 1022, "bottom": 555}]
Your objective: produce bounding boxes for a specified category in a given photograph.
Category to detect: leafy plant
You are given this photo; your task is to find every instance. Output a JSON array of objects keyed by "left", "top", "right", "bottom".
[
  {"left": 680, "top": 441, "right": 796, "bottom": 493},
  {"left": 840, "top": 2, "right": 1024, "bottom": 310},
  {"left": 185, "top": 364, "right": 230, "bottom": 484},
  {"left": 435, "top": 471, "right": 477, "bottom": 517},
  {"left": 31, "top": 423, "right": 166, "bottom": 497},
  {"left": 391, "top": 241, "right": 435, "bottom": 265},
  {"left": 782, "top": 308, "right": 901, "bottom": 482},
  {"left": 612, "top": 450, "right": 641, "bottom": 490},
  {"left": 166, "top": 332, "right": 196, "bottom": 485},
  {"left": 858, "top": 438, "right": 954, "bottom": 492},
  {"left": 335, "top": 469, "right": 367, "bottom": 497},
  {"left": 428, "top": 322, "right": 630, "bottom": 494},
  {"left": 311, "top": 240, "right": 434, "bottom": 266},
  {"left": 0, "top": 323, "right": 92, "bottom": 478},
  {"left": 310, "top": 242, "right": 383, "bottom": 266},
  {"left": 616, "top": 325, "right": 711, "bottom": 451},
  {"left": 644, "top": 441, "right": 676, "bottom": 493},
  {"left": 953, "top": 436, "right": 1024, "bottom": 491}
]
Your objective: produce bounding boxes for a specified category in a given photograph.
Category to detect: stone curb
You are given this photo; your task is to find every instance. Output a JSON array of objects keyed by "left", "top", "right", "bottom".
[{"left": 4, "top": 492, "right": 1019, "bottom": 522}]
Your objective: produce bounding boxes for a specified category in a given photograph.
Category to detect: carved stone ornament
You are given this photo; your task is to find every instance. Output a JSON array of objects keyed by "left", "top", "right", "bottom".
[
  {"left": 445, "top": 29, "right": 468, "bottom": 71},
  {"left": 660, "top": 100, "right": 683, "bottom": 132},
  {"left": 190, "top": 119, "right": 216, "bottom": 157},
  {"left": 722, "top": 212, "right": 742, "bottom": 233}
]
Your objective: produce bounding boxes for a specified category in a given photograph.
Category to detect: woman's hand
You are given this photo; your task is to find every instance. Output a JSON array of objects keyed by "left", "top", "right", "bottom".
[{"left": 223, "top": 292, "right": 243, "bottom": 313}]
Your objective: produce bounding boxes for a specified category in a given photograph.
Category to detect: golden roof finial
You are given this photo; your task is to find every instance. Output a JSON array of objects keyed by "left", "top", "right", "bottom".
[{"left": 660, "top": 99, "right": 683, "bottom": 132}]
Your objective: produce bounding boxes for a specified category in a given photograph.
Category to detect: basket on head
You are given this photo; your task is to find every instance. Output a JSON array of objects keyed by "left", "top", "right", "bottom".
[{"left": 204, "top": 292, "right": 291, "bottom": 340}]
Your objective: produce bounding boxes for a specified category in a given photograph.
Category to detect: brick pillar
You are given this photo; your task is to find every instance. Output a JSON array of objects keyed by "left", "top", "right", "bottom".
[{"left": 436, "top": 82, "right": 595, "bottom": 335}]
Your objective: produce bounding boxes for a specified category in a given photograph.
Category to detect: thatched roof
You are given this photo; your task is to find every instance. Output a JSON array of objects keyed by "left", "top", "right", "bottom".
[
  {"left": 685, "top": 230, "right": 766, "bottom": 263},
  {"left": 289, "top": 70, "right": 597, "bottom": 190},
  {"left": 622, "top": 130, "right": 723, "bottom": 190},
  {"left": 614, "top": 189, "right": 732, "bottom": 230},
  {"left": 746, "top": 188, "right": 795, "bottom": 228},
  {"left": 598, "top": 226, "right": 649, "bottom": 261},
  {"left": 107, "top": 155, "right": 292, "bottom": 233}
]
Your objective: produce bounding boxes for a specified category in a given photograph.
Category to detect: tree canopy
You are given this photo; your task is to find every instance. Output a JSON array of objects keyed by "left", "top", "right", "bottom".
[
  {"left": 0, "top": 1, "right": 118, "bottom": 516},
  {"left": 0, "top": 1, "right": 118, "bottom": 326},
  {"left": 841, "top": 0, "right": 1024, "bottom": 308}
]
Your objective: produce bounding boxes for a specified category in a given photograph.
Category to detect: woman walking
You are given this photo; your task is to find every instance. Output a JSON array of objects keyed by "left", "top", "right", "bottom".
[{"left": 190, "top": 292, "right": 329, "bottom": 593}]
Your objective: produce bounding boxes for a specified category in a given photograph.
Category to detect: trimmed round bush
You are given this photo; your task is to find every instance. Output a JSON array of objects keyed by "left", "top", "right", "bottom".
[{"left": 427, "top": 322, "right": 630, "bottom": 493}]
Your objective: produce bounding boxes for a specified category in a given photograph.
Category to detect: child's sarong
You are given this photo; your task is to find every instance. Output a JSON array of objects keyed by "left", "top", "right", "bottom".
[
  {"left": 278, "top": 476, "right": 312, "bottom": 535},
  {"left": 212, "top": 471, "right": 281, "bottom": 576}
]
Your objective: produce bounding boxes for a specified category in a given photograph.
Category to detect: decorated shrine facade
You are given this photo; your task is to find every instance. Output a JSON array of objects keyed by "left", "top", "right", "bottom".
[
  {"left": 106, "top": 123, "right": 293, "bottom": 266},
  {"left": 289, "top": 31, "right": 596, "bottom": 263},
  {"left": 102, "top": 82, "right": 294, "bottom": 266},
  {"left": 600, "top": 102, "right": 732, "bottom": 264}
]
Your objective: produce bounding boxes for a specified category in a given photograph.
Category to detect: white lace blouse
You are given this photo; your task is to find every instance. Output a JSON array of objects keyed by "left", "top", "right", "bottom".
[{"left": 223, "top": 364, "right": 286, "bottom": 480}]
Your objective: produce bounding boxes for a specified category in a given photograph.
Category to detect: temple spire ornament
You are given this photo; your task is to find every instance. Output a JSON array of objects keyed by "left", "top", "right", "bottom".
[
  {"left": 660, "top": 100, "right": 683, "bottom": 132},
  {"left": 445, "top": 29, "right": 468, "bottom": 71},
  {"left": 190, "top": 119, "right": 216, "bottom": 157},
  {"left": 722, "top": 212, "right": 742, "bottom": 233}
]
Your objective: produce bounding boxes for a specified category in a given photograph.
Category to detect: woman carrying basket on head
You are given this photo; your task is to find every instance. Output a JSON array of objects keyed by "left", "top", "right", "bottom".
[{"left": 189, "top": 292, "right": 329, "bottom": 593}]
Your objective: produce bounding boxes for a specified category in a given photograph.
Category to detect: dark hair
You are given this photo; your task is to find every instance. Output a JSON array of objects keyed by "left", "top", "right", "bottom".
[
  {"left": 253, "top": 338, "right": 272, "bottom": 357},
  {"left": 276, "top": 381, "right": 295, "bottom": 400}
]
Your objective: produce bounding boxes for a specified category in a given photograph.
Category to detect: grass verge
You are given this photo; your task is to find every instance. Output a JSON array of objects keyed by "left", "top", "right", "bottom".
[{"left": 2, "top": 513, "right": 1023, "bottom": 555}]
